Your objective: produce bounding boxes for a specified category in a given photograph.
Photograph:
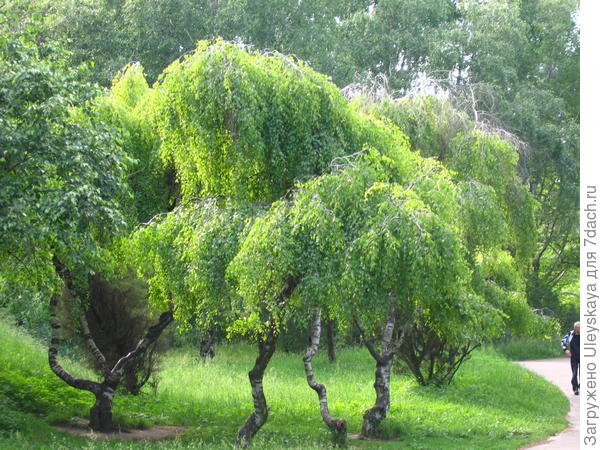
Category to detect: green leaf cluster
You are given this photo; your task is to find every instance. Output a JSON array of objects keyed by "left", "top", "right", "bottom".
[
  {"left": 96, "top": 63, "right": 172, "bottom": 225},
  {"left": 124, "top": 200, "right": 259, "bottom": 332}
]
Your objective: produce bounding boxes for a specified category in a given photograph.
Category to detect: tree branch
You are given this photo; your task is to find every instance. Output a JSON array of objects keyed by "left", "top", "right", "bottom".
[
  {"left": 353, "top": 315, "right": 385, "bottom": 364},
  {"left": 110, "top": 310, "right": 174, "bottom": 376},
  {"left": 79, "top": 307, "right": 109, "bottom": 374},
  {"left": 48, "top": 294, "right": 101, "bottom": 395}
]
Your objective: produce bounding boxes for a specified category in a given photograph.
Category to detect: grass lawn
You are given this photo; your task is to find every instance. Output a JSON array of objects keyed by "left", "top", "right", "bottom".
[
  {"left": 0, "top": 319, "right": 569, "bottom": 449},
  {"left": 492, "top": 337, "right": 565, "bottom": 361}
]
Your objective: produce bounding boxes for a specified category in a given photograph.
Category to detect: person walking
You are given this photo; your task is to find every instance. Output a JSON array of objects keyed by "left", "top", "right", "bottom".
[{"left": 561, "top": 321, "right": 580, "bottom": 395}]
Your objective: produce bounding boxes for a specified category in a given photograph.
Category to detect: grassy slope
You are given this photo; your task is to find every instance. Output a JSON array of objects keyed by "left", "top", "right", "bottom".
[
  {"left": 492, "top": 337, "right": 565, "bottom": 361},
  {"left": 0, "top": 319, "right": 569, "bottom": 449}
]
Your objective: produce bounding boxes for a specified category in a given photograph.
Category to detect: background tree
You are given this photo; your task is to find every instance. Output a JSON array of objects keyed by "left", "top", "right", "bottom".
[
  {"left": 0, "top": 32, "right": 128, "bottom": 295},
  {"left": 96, "top": 62, "right": 173, "bottom": 223},
  {"left": 423, "top": 0, "right": 580, "bottom": 325}
]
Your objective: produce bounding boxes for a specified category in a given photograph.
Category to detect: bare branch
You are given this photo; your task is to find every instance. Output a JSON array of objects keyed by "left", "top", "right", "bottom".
[{"left": 111, "top": 310, "right": 174, "bottom": 376}]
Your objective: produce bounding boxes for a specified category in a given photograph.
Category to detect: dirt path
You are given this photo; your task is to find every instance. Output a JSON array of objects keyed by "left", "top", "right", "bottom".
[
  {"left": 54, "top": 418, "right": 188, "bottom": 441},
  {"left": 518, "top": 358, "right": 579, "bottom": 449}
]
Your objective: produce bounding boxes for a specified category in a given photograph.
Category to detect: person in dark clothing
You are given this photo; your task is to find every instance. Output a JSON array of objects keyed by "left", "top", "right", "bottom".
[{"left": 561, "top": 321, "right": 581, "bottom": 395}]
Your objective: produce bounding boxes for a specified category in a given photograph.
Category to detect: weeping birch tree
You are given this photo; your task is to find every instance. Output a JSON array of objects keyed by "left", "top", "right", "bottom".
[
  {"left": 229, "top": 134, "right": 504, "bottom": 440},
  {"left": 367, "top": 96, "right": 549, "bottom": 338},
  {"left": 121, "top": 40, "right": 368, "bottom": 446},
  {"left": 361, "top": 96, "right": 557, "bottom": 384}
]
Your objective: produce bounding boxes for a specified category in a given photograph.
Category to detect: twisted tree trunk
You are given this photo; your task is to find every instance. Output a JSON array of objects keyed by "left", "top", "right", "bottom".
[
  {"left": 361, "top": 352, "right": 393, "bottom": 437},
  {"left": 236, "top": 332, "right": 277, "bottom": 448},
  {"left": 90, "top": 382, "right": 118, "bottom": 432},
  {"left": 49, "top": 292, "right": 115, "bottom": 430},
  {"left": 237, "top": 277, "right": 297, "bottom": 447},
  {"left": 48, "top": 266, "right": 173, "bottom": 432},
  {"left": 355, "top": 305, "right": 396, "bottom": 438},
  {"left": 303, "top": 310, "right": 347, "bottom": 447}
]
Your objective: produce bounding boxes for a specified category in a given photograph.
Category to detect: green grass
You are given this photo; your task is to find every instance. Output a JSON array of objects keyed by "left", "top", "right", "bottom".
[
  {"left": 0, "top": 319, "right": 569, "bottom": 449},
  {"left": 492, "top": 337, "right": 564, "bottom": 360}
]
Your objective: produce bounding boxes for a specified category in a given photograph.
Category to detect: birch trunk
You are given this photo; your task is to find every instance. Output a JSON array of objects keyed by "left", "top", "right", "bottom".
[
  {"left": 90, "top": 383, "right": 118, "bottom": 432},
  {"left": 360, "top": 353, "right": 393, "bottom": 437},
  {"left": 236, "top": 277, "right": 296, "bottom": 447},
  {"left": 236, "top": 333, "right": 277, "bottom": 448},
  {"left": 303, "top": 310, "right": 347, "bottom": 447},
  {"left": 359, "top": 306, "right": 396, "bottom": 438}
]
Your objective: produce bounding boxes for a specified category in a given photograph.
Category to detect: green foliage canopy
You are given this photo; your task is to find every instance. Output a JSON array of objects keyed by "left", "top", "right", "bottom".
[
  {"left": 0, "top": 35, "right": 129, "bottom": 291},
  {"left": 367, "top": 95, "right": 537, "bottom": 266},
  {"left": 3, "top": 2, "right": 578, "bottom": 321},
  {"left": 96, "top": 63, "right": 172, "bottom": 225},
  {"left": 124, "top": 200, "right": 258, "bottom": 330},
  {"left": 366, "top": 95, "right": 543, "bottom": 336},
  {"left": 228, "top": 136, "right": 503, "bottom": 349},
  {"left": 150, "top": 40, "right": 358, "bottom": 203}
]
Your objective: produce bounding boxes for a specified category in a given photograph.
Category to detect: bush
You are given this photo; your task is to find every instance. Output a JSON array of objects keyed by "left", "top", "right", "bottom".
[
  {"left": 84, "top": 273, "right": 168, "bottom": 394},
  {"left": 396, "top": 323, "right": 480, "bottom": 386}
]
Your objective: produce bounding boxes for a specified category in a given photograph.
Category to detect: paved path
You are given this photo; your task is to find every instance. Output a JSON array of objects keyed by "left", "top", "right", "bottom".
[{"left": 518, "top": 358, "right": 579, "bottom": 449}]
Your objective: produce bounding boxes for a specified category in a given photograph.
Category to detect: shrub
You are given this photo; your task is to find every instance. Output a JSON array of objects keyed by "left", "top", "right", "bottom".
[{"left": 84, "top": 274, "right": 168, "bottom": 394}]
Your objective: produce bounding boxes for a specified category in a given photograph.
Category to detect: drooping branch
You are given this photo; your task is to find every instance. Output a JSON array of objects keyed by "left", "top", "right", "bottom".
[
  {"left": 391, "top": 308, "right": 419, "bottom": 354},
  {"left": 353, "top": 316, "right": 386, "bottom": 364},
  {"left": 303, "top": 309, "right": 347, "bottom": 447},
  {"left": 353, "top": 303, "right": 396, "bottom": 364}
]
